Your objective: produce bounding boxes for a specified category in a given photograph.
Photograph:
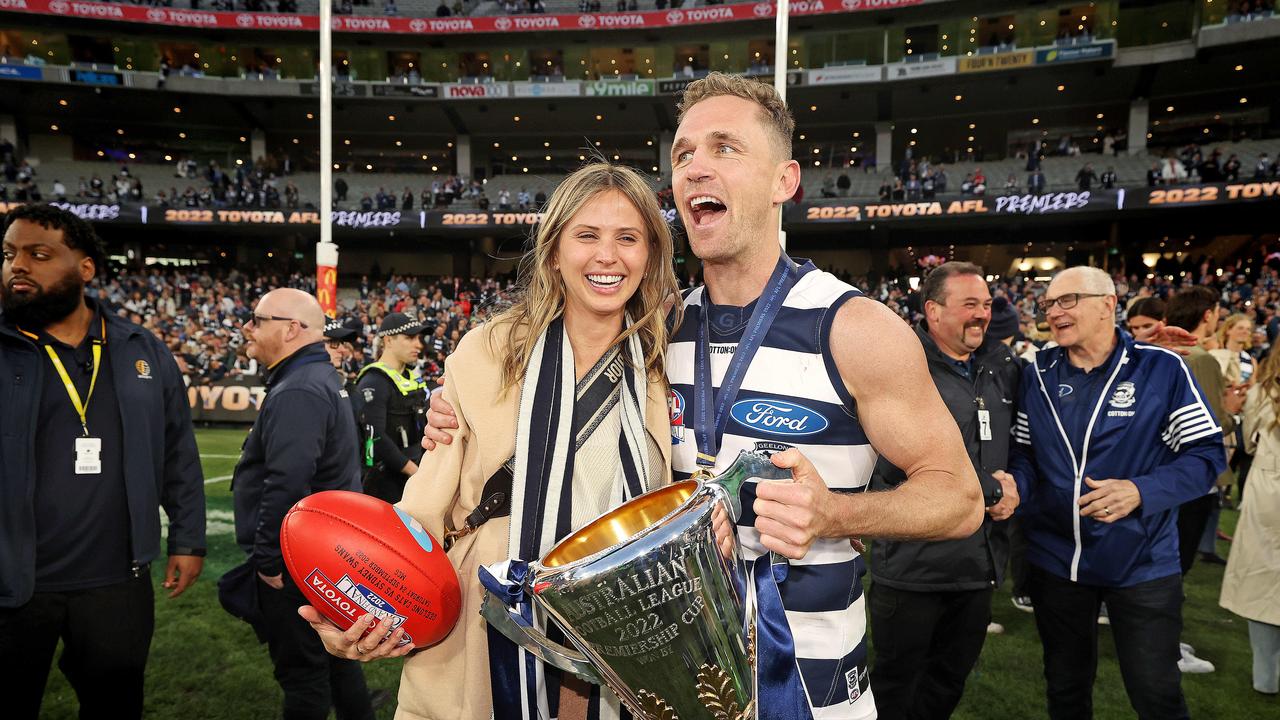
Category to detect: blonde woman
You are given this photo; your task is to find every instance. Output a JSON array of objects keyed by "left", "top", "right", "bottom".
[
  {"left": 302, "top": 163, "right": 681, "bottom": 720},
  {"left": 1211, "top": 313, "right": 1256, "bottom": 386},
  {"left": 1211, "top": 313, "right": 1257, "bottom": 507},
  {"left": 1220, "top": 348, "right": 1280, "bottom": 696}
]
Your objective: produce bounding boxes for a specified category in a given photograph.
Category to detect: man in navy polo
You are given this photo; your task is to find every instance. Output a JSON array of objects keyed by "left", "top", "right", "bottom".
[{"left": 1010, "top": 266, "right": 1226, "bottom": 720}]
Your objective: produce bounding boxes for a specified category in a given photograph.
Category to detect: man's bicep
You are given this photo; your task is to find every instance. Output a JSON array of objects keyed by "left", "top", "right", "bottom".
[{"left": 832, "top": 300, "right": 960, "bottom": 476}]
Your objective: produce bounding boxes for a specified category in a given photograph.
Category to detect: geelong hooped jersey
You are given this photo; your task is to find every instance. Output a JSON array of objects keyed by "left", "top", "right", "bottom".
[{"left": 667, "top": 263, "right": 878, "bottom": 719}]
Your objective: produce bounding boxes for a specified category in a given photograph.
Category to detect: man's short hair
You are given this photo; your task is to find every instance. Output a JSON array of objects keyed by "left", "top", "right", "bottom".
[
  {"left": 1165, "top": 286, "right": 1219, "bottom": 332},
  {"left": 1055, "top": 266, "right": 1116, "bottom": 296},
  {"left": 921, "top": 261, "right": 984, "bottom": 305},
  {"left": 1127, "top": 297, "right": 1166, "bottom": 322},
  {"left": 2, "top": 204, "right": 107, "bottom": 277},
  {"left": 677, "top": 72, "right": 795, "bottom": 161}
]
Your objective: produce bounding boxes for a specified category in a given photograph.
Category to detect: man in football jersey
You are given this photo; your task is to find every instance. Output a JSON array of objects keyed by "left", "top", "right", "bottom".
[{"left": 423, "top": 73, "right": 983, "bottom": 718}]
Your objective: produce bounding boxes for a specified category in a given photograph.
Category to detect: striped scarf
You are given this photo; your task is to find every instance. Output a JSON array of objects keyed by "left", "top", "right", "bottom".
[{"left": 490, "top": 315, "right": 653, "bottom": 720}]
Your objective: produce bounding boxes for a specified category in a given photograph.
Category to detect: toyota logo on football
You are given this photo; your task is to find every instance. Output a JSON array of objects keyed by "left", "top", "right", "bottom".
[
  {"left": 235, "top": 13, "right": 255, "bottom": 27},
  {"left": 146, "top": 8, "right": 167, "bottom": 21},
  {"left": 752, "top": 2, "right": 773, "bottom": 17},
  {"left": 665, "top": 9, "right": 684, "bottom": 23},
  {"left": 410, "top": 18, "right": 427, "bottom": 31},
  {"left": 577, "top": 14, "right": 596, "bottom": 28},
  {"left": 49, "top": 0, "right": 68, "bottom": 12}
]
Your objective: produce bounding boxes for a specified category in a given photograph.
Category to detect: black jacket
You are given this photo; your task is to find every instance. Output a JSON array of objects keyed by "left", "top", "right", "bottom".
[
  {"left": 355, "top": 366, "right": 426, "bottom": 475},
  {"left": 0, "top": 306, "right": 206, "bottom": 608},
  {"left": 232, "top": 343, "right": 360, "bottom": 576},
  {"left": 870, "top": 324, "right": 1021, "bottom": 592}
]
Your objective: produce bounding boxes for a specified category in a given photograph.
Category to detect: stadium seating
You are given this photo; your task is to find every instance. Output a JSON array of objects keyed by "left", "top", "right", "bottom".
[{"left": 23, "top": 137, "right": 1278, "bottom": 211}]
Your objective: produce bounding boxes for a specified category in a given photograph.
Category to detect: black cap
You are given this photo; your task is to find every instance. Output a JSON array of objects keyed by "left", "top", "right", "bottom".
[
  {"left": 378, "top": 312, "right": 427, "bottom": 337},
  {"left": 986, "top": 296, "right": 1023, "bottom": 342},
  {"left": 323, "top": 317, "right": 358, "bottom": 342}
]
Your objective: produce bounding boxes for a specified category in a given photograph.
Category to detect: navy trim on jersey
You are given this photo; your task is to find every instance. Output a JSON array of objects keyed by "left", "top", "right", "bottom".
[
  {"left": 819, "top": 289, "right": 863, "bottom": 413},
  {"left": 780, "top": 558, "right": 865, "bottom": 612}
]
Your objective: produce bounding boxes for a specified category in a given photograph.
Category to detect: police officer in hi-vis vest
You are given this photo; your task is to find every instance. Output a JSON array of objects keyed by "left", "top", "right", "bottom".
[{"left": 355, "top": 312, "right": 428, "bottom": 503}]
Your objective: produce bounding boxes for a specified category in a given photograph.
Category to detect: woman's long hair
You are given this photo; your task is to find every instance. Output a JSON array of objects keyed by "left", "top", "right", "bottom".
[
  {"left": 1216, "top": 313, "right": 1253, "bottom": 351},
  {"left": 1252, "top": 347, "right": 1280, "bottom": 432},
  {"left": 491, "top": 163, "right": 682, "bottom": 391}
]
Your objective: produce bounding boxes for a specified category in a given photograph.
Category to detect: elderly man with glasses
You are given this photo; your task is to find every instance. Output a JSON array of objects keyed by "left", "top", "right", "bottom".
[
  {"left": 1008, "top": 266, "right": 1226, "bottom": 720},
  {"left": 231, "top": 288, "right": 374, "bottom": 720}
]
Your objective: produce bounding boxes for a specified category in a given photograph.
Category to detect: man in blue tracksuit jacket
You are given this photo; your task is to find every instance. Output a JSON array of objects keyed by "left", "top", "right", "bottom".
[{"left": 1009, "top": 267, "right": 1225, "bottom": 720}]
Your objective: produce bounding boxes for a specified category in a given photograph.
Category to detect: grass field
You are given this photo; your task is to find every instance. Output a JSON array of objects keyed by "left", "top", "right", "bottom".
[{"left": 38, "top": 427, "right": 1277, "bottom": 719}]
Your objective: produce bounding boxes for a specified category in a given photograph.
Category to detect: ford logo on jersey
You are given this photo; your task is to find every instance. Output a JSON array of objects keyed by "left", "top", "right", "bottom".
[{"left": 730, "top": 399, "right": 829, "bottom": 436}]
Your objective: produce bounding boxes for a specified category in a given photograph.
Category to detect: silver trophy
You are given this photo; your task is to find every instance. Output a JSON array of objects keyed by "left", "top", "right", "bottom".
[{"left": 482, "top": 451, "right": 790, "bottom": 720}]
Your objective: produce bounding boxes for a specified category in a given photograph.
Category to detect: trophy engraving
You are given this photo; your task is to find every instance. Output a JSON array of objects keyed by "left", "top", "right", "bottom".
[{"left": 481, "top": 451, "right": 792, "bottom": 720}]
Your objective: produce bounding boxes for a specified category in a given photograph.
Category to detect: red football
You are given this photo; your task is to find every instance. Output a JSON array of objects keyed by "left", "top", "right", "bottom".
[{"left": 281, "top": 490, "right": 462, "bottom": 649}]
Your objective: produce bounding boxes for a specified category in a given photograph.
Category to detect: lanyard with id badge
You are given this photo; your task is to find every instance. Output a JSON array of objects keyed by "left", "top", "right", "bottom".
[
  {"left": 28, "top": 320, "right": 106, "bottom": 475},
  {"left": 977, "top": 397, "right": 993, "bottom": 442}
]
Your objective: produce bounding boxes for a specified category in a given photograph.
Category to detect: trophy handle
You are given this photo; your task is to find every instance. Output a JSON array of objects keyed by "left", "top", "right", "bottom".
[
  {"left": 709, "top": 450, "right": 793, "bottom": 522},
  {"left": 480, "top": 591, "right": 604, "bottom": 685}
]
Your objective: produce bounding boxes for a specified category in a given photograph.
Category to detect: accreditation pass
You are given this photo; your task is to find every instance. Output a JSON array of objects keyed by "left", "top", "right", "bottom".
[{"left": 75, "top": 436, "right": 102, "bottom": 475}]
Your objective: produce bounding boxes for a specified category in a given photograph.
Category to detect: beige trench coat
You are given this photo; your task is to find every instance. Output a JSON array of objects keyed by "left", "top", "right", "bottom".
[
  {"left": 1219, "top": 383, "right": 1280, "bottom": 626},
  {"left": 393, "top": 320, "right": 674, "bottom": 719}
]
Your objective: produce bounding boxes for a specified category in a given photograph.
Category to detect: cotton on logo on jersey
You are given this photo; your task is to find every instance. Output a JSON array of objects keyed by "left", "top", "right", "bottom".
[{"left": 730, "top": 399, "right": 829, "bottom": 436}]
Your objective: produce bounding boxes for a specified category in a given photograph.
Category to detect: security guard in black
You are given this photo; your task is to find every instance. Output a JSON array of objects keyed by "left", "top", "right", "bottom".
[{"left": 356, "top": 312, "right": 428, "bottom": 503}]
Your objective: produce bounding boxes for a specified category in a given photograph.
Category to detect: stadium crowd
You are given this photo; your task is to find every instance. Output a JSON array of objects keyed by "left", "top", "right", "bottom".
[
  {"left": 88, "top": 265, "right": 515, "bottom": 391},
  {"left": 84, "top": 235, "right": 1280, "bottom": 407}
]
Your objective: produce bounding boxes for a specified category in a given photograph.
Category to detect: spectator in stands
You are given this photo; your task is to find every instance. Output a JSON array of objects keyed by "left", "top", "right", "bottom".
[
  {"left": 1163, "top": 155, "right": 1188, "bottom": 185},
  {"left": 905, "top": 173, "right": 922, "bottom": 200},
  {"left": 1224, "top": 154, "right": 1242, "bottom": 182},
  {"left": 1148, "top": 162, "right": 1163, "bottom": 187},
  {"left": 534, "top": 188, "right": 547, "bottom": 209},
  {"left": 1256, "top": 153, "right": 1273, "bottom": 180},
  {"left": 821, "top": 176, "right": 837, "bottom": 198},
  {"left": 1100, "top": 166, "right": 1117, "bottom": 190},
  {"left": 402, "top": 187, "right": 413, "bottom": 211},
  {"left": 1003, "top": 174, "right": 1018, "bottom": 195},
  {"left": 384, "top": 0, "right": 398, "bottom": 16},
  {"left": 1076, "top": 163, "right": 1098, "bottom": 191},
  {"left": 921, "top": 170, "right": 937, "bottom": 200},
  {"left": 498, "top": 188, "right": 511, "bottom": 210},
  {"left": 334, "top": 177, "right": 348, "bottom": 203},
  {"left": 972, "top": 168, "right": 987, "bottom": 196},
  {"left": 478, "top": 192, "right": 490, "bottom": 211},
  {"left": 1028, "top": 168, "right": 1046, "bottom": 195},
  {"left": 359, "top": 193, "right": 374, "bottom": 212},
  {"left": 52, "top": 179, "right": 66, "bottom": 201},
  {"left": 878, "top": 177, "right": 893, "bottom": 202},
  {"left": 837, "top": 171, "right": 851, "bottom": 196},
  {"left": 436, "top": 1, "right": 450, "bottom": 15}
]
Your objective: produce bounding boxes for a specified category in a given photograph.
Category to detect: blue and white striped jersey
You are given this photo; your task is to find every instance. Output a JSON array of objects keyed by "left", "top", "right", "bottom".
[{"left": 667, "top": 262, "right": 878, "bottom": 719}]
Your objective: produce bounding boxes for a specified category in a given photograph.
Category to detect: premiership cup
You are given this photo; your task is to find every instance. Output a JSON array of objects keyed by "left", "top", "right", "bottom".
[{"left": 482, "top": 451, "right": 790, "bottom": 720}]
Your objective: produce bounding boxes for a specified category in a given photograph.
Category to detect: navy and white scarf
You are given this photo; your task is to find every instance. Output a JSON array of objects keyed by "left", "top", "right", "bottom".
[{"left": 489, "top": 315, "right": 654, "bottom": 720}]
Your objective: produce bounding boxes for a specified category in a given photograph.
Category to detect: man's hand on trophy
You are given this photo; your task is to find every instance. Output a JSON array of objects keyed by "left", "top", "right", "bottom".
[
  {"left": 421, "top": 390, "right": 458, "bottom": 451},
  {"left": 752, "top": 449, "right": 834, "bottom": 560},
  {"left": 298, "top": 607, "right": 414, "bottom": 662}
]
